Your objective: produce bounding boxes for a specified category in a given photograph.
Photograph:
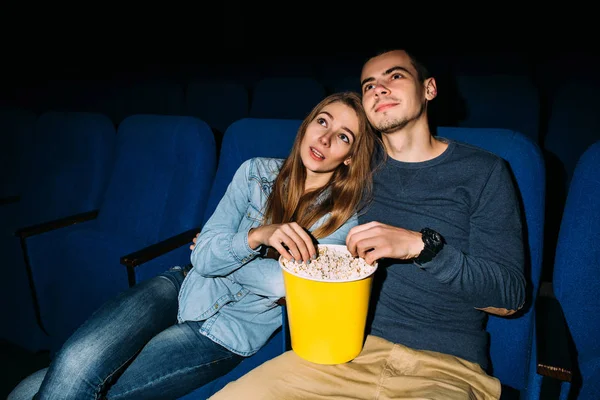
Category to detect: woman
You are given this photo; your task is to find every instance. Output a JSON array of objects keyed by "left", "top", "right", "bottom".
[{"left": 9, "top": 91, "right": 379, "bottom": 400}]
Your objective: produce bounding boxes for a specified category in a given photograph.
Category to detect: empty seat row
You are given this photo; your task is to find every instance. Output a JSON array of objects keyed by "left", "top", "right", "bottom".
[
  {"left": 10, "top": 73, "right": 544, "bottom": 140},
  {"left": 1, "top": 113, "right": 217, "bottom": 355}
]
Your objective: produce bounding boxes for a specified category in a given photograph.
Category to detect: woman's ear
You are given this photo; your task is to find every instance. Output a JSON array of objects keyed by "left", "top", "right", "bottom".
[{"left": 344, "top": 157, "right": 352, "bottom": 166}]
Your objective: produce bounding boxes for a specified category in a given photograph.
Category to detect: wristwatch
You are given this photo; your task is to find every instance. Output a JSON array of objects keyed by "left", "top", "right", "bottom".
[{"left": 414, "top": 228, "right": 445, "bottom": 266}]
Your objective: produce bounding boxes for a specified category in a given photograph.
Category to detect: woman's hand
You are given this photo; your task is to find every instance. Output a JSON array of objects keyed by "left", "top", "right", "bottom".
[{"left": 249, "top": 223, "right": 316, "bottom": 263}]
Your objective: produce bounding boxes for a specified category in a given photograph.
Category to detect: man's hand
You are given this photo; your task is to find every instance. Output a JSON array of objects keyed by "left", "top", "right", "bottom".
[
  {"left": 346, "top": 221, "right": 424, "bottom": 265},
  {"left": 190, "top": 232, "right": 200, "bottom": 251}
]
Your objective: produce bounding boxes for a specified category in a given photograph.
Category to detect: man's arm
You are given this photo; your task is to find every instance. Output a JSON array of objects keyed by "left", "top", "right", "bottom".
[{"left": 347, "top": 159, "right": 526, "bottom": 316}]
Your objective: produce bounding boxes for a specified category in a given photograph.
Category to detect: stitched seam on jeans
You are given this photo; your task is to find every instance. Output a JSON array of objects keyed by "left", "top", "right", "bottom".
[
  {"left": 95, "top": 351, "right": 141, "bottom": 399},
  {"left": 110, "top": 353, "right": 238, "bottom": 399}
]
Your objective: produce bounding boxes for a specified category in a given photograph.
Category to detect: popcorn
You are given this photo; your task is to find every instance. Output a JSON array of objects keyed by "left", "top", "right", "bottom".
[{"left": 281, "top": 246, "right": 376, "bottom": 281}]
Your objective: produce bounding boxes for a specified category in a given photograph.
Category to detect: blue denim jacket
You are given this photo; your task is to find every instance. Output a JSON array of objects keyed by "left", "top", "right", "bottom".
[{"left": 177, "top": 157, "right": 358, "bottom": 356}]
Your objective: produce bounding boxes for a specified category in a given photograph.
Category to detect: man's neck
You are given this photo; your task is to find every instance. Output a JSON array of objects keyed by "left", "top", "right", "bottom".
[{"left": 382, "top": 120, "right": 447, "bottom": 163}]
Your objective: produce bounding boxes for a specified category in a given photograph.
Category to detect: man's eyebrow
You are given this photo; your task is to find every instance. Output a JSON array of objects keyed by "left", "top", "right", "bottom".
[
  {"left": 319, "top": 111, "right": 355, "bottom": 139},
  {"left": 360, "top": 66, "right": 413, "bottom": 88}
]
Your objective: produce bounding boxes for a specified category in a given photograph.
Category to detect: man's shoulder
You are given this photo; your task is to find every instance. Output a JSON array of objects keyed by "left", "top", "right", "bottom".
[{"left": 445, "top": 139, "right": 505, "bottom": 168}]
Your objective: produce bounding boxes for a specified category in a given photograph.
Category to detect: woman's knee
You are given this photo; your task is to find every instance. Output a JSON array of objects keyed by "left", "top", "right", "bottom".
[
  {"left": 146, "top": 267, "right": 187, "bottom": 297},
  {"left": 50, "top": 336, "right": 104, "bottom": 378},
  {"left": 115, "top": 271, "right": 182, "bottom": 310}
]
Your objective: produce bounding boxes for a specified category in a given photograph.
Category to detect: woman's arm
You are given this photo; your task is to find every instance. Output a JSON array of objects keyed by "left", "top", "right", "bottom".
[{"left": 191, "top": 159, "right": 261, "bottom": 277}]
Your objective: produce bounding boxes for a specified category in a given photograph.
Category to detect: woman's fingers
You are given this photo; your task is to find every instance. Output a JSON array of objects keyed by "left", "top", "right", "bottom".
[
  {"left": 271, "top": 239, "right": 294, "bottom": 261},
  {"left": 279, "top": 223, "right": 315, "bottom": 262},
  {"left": 266, "top": 223, "right": 315, "bottom": 263}
]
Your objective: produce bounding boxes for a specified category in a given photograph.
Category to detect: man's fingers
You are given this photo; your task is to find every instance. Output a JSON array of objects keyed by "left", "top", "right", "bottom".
[
  {"left": 347, "top": 221, "right": 380, "bottom": 242},
  {"left": 190, "top": 232, "right": 200, "bottom": 251},
  {"left": 347, "top": 224, "right": 380, "bottom": 255},
  {"left": 363, "top": 247, "right": 384, "bottom": 266},
  {"left": 353, "top": 236, "right": 382, "bottom": 260}
]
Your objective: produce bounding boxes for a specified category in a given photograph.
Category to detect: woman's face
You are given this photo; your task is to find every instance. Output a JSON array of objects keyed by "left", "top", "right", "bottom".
[{"left": 300, "top": 101, "right": 359, "bottom": 179}]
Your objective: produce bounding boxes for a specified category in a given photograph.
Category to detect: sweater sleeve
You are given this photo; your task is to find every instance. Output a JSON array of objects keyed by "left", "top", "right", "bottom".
[{"left": 418, "top": 159, "right": 526, "bottom": 313}]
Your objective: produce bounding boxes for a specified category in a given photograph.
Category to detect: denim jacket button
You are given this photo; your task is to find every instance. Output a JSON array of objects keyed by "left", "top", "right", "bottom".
[{"left": 214, "top": 304, "right": 218, "bottom": 309}]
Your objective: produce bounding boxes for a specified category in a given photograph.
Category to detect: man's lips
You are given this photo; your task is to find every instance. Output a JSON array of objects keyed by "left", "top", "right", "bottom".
[{"left": 375, "top": 103, "right": 398, "bottom": 112}]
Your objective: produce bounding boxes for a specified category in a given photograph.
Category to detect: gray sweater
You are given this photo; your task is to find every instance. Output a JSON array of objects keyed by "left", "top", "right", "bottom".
[{"left": 361, "top": 138, "right": 526, "bottom": 370}]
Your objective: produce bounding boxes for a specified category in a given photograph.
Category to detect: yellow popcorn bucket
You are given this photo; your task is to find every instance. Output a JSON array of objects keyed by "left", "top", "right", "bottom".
[{"left": 279, "top": 244, "right": 378, "bottom": 364}]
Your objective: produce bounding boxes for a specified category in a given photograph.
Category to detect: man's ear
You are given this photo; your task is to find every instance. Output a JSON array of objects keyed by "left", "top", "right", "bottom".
[
  {"left": 425, "top": 77, "right": 437, "bottom": 101},
  {"left": 344, "top": 157, "right": 352, "bottom": 166}
]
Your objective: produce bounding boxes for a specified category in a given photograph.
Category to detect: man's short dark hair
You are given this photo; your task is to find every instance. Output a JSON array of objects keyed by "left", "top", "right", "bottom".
[{"left": 367, "top": 48, "right": 431, "bottom": 82}]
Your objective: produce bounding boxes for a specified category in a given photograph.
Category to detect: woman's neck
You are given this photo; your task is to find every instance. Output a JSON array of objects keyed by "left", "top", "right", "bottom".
[{"left": 304, "top": 171, "right": 333, "bottom": 193}]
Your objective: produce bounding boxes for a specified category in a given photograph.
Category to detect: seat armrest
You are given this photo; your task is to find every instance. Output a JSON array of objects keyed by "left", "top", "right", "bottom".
[
  {"left": 15, "top": 210, "right": 99, "bottom": 238},
  {"left": 536, "top": 296, "right": 573, "bottom": 382},
  {"left": 120, "top": 227, "right": 200, "bottom": 268}
]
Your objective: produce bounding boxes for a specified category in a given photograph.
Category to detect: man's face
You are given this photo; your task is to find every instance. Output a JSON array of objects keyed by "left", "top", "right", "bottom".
[{"left": 360, "top": 50, "right": 434, "bottom": 133}]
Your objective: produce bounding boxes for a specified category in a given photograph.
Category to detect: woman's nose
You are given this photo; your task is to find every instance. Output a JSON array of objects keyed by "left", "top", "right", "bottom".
[{"left": 319, "top": 133, "right": 331, "bottom": 146}]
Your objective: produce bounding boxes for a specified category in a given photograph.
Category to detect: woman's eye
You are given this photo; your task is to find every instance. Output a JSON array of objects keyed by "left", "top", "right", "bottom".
[{"left": 339, "top": 134, "right": 349, "bottom": 143}]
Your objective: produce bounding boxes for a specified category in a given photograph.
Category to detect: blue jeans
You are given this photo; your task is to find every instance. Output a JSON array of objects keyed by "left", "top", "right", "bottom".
[{"left": 10, "top": 266, "right": 244, "bottom": 400}]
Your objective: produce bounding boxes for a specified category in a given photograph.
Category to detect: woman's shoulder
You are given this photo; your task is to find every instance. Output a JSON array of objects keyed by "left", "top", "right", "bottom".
[{"left": 245, "top": 157, "right": 285, "bottom": 179}]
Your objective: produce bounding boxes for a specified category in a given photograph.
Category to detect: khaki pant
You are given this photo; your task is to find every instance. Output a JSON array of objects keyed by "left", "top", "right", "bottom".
[{"left": 209, "top": 335, "right": 501, "bottom": 400}]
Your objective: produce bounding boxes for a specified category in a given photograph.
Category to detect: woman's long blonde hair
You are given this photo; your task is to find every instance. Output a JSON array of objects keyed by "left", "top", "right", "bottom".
[{"left": 263, "top": 92, "right": 378, "bottom": 239}]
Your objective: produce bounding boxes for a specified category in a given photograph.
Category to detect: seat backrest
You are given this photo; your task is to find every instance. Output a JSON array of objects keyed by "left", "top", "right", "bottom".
[
  {"left": 543, "top": 79, "right": 600, "bottom": 192},
  {"left": 185, "top": 79, "right": 249, "bottom": 134},
  {"left": 438, "top": 127, "right": 546, "bottom": 391},
  {"left": 202, "top": 118, "right": 302, "bottom": 224},
  {"left": 249, "top": 77, "right": 326, "bottom": 120},
  {"left": 97, "top": 114, "right": 216, "bottom": 244},
  {"left": 0, "top": 108, "right": 37, "bottom": 198},
  {"left": 19, "top": 111, "right": 117, "bottom": 225},
  {"left": 553, "top": 140, "right": 600, "bottom": 398},
  {"left": 455, "top": 74, "right": 541, "bottom": 144},
  {"left": 102, "top": 81, "right": 185, "bottom": 125},
  {"left": 541, "top": 79, "right": 600, "bottom": 278}
]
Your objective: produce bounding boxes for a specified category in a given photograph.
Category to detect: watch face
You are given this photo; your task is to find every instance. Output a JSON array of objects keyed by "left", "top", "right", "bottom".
[
  {"left": 423, "top": 228, "right": 443, "bottom": 251},
  {"left": 416, "top": 228, "right": 443, "bottom": 266}
]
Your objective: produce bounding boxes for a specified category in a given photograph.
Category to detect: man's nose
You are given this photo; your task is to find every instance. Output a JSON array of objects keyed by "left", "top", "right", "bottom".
[{"left": 374, "top": 83, "right": 389, "bottom": 96}]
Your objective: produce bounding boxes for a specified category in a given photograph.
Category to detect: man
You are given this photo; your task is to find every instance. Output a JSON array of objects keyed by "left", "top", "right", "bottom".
[{"left": 210, "top": 49, "right": 526, "bottom": 400}]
